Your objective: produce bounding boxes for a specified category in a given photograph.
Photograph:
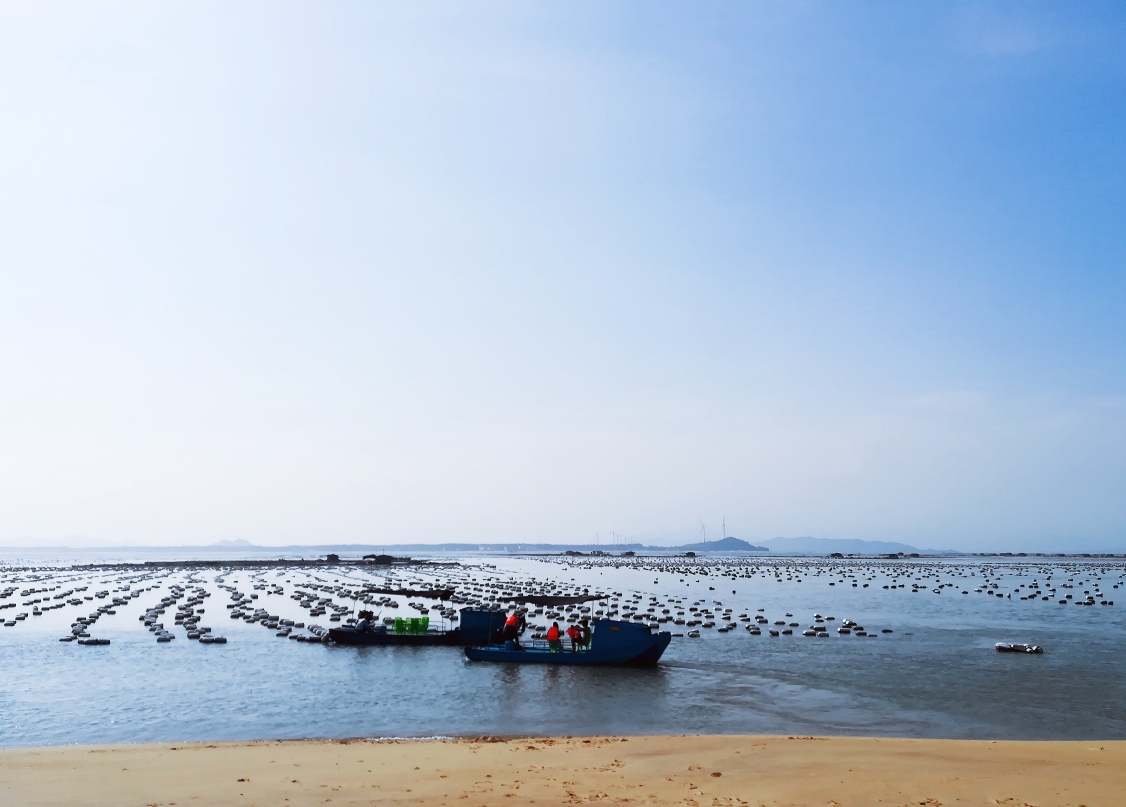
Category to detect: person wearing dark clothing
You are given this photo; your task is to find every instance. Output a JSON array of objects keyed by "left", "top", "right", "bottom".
[
  {"left": 579, "top": 619, "right": 592, "bottom": 649},
  {"left": 502, "top": 611, "right": 527, "bottom": 648}
]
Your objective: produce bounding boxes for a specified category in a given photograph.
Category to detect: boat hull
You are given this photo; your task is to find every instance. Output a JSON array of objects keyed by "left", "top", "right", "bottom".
[
  {"left": 463, "top": 641, "right": 668, "bottom": 667},
  {"left": 464, "top": 620, "right": 671, "bottom": 667}
]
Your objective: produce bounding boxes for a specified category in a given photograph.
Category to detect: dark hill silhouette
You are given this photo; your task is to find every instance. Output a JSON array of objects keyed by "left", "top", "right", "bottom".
[{"left": 672, "top": 536, "right": 767, "bottom": 552}]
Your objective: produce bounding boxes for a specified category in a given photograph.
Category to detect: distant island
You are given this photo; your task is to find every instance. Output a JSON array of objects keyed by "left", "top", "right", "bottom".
[{"left": 669, "top": 536, "right": 768, "bottom": 552}]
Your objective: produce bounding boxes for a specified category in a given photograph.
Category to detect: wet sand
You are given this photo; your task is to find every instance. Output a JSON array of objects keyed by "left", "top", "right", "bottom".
[{"left": 2, "top": 735, "right": 1123, "bottom": 807}]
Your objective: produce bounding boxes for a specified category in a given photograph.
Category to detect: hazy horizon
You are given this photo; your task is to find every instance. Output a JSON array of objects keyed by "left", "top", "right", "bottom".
[
  {"left": 2, "top": 3, "right": 1124, "bottom": 554},
  {"left": 0, "top": 533, "right": 1113, "bottom": 555}
]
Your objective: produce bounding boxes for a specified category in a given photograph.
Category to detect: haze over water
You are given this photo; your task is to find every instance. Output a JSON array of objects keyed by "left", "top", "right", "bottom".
[{"left": 3, "top": 552, "right": 1123, "bottom": 748}]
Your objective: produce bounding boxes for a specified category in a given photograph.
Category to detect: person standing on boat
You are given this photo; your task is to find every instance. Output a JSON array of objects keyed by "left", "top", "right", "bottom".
[
  {"left": 502, "top": 610, "right": 526, "bottom": 649},
  {"left": 579, "top": 619, "right": 592, "bottom": 650},
  {"left": 546, "top": 621, "right": 562, "bottom": 652},
  {"left": 566, "top": 623, "right": 581, "bottom": 652}
]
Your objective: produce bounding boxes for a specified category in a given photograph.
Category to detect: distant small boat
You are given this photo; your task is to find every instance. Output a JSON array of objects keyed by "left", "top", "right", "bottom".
[{"left": 995, "top": 642, "right": 1043, "bottom": 654}]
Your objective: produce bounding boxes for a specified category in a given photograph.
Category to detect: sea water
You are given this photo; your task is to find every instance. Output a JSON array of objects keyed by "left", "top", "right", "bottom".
[{"left": 1, "top": 553, "right": 1123, "bottom": 747}]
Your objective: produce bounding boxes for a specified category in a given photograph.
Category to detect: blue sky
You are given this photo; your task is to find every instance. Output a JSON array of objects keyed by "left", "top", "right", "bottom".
[{"left": 1, "top": 2, "right": 1123, "bottom": 550}]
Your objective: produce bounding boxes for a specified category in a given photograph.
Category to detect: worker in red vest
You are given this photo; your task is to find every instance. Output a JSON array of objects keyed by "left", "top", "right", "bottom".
[
  {"left": 546, "top": 621, "right": 562, "bottom": 652},
  {"left": 502, "top": 610, "right": 526, "bottom": 649},
  {"left": 566, "top": 623, "right": 582, "bottom": 652}
]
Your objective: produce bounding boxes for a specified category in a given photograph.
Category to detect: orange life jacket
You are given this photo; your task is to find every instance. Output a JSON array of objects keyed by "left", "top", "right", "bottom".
[
  {"left": 546, "top": 625, "right": 561, "bottom": 641},
  {"left": 505, "top": 614, "right": 519, "bottom": 628},
  {"left": 566, "top": 625, "right": 581, "bottom": 639}
]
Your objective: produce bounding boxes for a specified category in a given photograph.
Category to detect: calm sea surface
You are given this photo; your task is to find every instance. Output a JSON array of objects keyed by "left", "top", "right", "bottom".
[{"left": 2, "top": 551, "right": 1123, "bottom": 747}]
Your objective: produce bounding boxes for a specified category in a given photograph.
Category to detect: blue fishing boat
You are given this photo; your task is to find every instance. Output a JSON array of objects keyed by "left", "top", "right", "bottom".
[{"left": 464, "top": 618, "right": 672, "bottom": 667}]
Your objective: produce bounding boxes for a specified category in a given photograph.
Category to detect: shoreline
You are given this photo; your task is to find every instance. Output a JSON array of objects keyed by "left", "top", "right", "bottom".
[{"left": 3, "top": 735, "right": 1123, "bottom": 807}]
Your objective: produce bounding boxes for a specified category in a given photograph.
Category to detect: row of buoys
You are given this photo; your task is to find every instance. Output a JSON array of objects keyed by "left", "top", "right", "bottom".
[
  {"left": 7, "top": 557, "right": 1120, "bottom": 656},
  {"left": 539, "top": 555, "right": 1124, "bottom": 607}
]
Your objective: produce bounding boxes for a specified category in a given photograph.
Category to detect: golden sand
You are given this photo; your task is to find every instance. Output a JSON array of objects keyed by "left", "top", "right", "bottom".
[{"left": 2, "top": 735, "right": 1122, "bottom": 807}]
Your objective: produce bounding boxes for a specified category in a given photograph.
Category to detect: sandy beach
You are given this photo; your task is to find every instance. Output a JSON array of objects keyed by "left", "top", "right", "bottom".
[{"left": 2, "top": 734, "right": 1122, "bottom": 807}]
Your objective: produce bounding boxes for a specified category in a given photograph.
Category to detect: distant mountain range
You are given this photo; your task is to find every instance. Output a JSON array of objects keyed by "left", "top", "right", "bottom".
[
  {"left": 0, "top": 536, "right": 973, "bottom": 556},
  {"left": 189, "top": 535, "right": 942, "bottom": 555}
]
